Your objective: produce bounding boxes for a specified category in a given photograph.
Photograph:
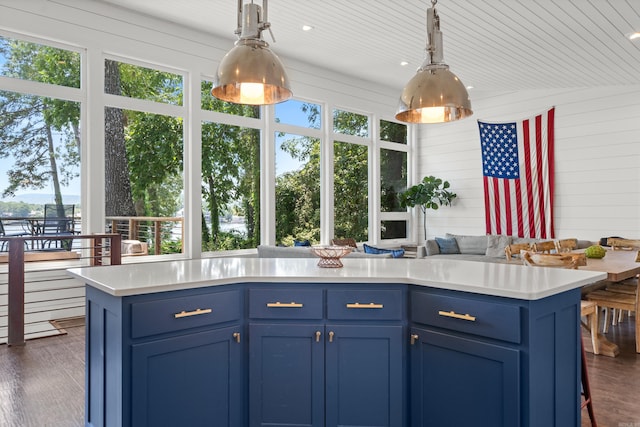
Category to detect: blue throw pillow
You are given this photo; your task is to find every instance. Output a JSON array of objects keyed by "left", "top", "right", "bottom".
[
  {"left": 363, "top": 243, "right": 405, "bottom": 258},
  {"left": 294, "top": 239, "right": 311, "bottom": 247},
  {"left": 435, "top": 237, "right": 460, "bottom": 254}
]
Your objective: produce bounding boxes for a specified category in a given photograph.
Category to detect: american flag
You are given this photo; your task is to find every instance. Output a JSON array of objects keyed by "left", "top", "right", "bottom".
[{"left": 477, "top": 107, "right": 555, "bottom": 239}]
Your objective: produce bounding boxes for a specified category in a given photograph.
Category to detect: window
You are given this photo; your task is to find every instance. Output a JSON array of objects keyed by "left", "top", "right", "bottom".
[
  {"left": 0, "top": 35, "right": 80, "bottom": 88},
  {"left": 333, "top": 141, "right": 368, "bottom": 242},
  {"left": 104, "top": 59, "right": 183, "bottom": 105},
  {"left": 379, "top": 120, "right": 409, "bottom": 241},
  {"left": 201, "top": 122, "right": 260, "bottom": 251},
  {"left": 104, "top": 59, "right": 185, "bottom": 255},
  {"left": 276, "top": 99, "right": 320, "bottom": 129},
  {"left": 275, "top": 132, "right": 321, "bottom": 245},
  {"left": 0, "top": 36, "right": 81, "bottom": 227}
]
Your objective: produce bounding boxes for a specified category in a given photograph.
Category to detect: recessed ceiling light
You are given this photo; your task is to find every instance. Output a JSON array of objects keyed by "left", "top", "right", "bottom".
[
  {"left": 629, "top": 32, "right": 640, "bottom": 40},
  {"left": 302, "top": 25, "right": 314, "bottom": 31},
  {"left": 400, "top": 61, "right": 409, "bottom": 66}
]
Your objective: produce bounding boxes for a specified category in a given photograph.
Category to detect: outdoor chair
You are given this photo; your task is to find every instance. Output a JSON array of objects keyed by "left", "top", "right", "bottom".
[
  {"left": 0, "top": 219, "right": 30, "bottom": 251},
  {"left": 39, "top": 204, "right": 77, "bottom": 250}
]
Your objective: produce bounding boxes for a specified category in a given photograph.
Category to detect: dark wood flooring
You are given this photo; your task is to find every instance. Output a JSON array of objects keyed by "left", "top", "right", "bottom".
[{"left": 0, "top": 315, "right": 638, "bottom": 427}]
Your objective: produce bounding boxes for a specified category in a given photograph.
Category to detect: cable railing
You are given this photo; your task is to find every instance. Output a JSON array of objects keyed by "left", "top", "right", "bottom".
[
  {"left": 106, "top": 216, "right": 183, "bottom": 255},
  {"left": 1, "top": 233, "right": 121, "bottom": 346}
]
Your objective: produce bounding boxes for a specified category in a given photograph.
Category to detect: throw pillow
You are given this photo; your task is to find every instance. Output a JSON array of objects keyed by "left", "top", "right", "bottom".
[
  {"left": 294, "top": 239, "right": 311, "bottom": 246},
  {"left": 485, "top": 235, "right": 513, "bottom": 258},
  {"left": 425, "top": 239, "right": 440, "bottom": 256},
  {"left": 446, "top": 233, "right": 488, "bottom": 255},
  {"left": 362, "top": 243, "right": 405, "bottom": 258},
  {"left": 434, "top": 237, "right": 460, "bottom": 254}
]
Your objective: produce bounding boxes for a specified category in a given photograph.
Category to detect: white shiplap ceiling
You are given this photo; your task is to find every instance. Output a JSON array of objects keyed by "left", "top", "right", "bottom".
[{"left": 95, "top": 0, "right": 640, "bottom": 92}]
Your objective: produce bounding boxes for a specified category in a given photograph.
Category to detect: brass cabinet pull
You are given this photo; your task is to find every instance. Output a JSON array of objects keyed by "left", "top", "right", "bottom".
[
  {"left": 315, "top": 331, "right": 321, "bottom": 342},
  {"left": 346, "top": 302, "right": 383, "bottom": 309},
  {"left": 438, "top": 310, "right": 476, "bottom": 322},
  {"left": 233, "top": 332, "right": 241, "bottom": 343},
  {"left": 410, "top": 334, "right": 419, "bottom": 345},
  {"left": 266, "top": 301, "right": 303, "bottom": 308},
  {"left": 174, "top": 308, "right": 212, "bottom": 318},
  {"left": 328, "top": 331, "right": 334, "bottom": 343}
]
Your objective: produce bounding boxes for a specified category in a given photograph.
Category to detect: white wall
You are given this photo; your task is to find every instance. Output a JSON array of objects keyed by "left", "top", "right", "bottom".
[{"left": 417, "top": 86, "right": 640, "bottom": 243}]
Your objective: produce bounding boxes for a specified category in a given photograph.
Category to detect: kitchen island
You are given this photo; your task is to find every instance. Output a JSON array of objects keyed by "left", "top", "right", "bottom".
[{"left": 68, "top": 257, "right": 606, "bottom": 427}]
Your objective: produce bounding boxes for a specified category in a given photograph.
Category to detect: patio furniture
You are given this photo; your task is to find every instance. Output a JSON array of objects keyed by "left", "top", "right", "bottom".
[
  {"left": 0, "top": 219, "right": 30, "bottom": 251},
  {"left": 37, "top": 204, "right": 77, "bottom": 250}
]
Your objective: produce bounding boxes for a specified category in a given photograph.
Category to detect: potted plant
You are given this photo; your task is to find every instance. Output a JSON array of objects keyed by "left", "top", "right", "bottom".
[{"left": 398, "top": 176, "right": 457, "bottom": 241}]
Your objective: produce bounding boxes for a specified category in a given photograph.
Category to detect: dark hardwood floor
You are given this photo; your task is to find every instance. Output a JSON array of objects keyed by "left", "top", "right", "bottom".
[{"left": 0, "top": 314, "right": 638, "bottom": 427}]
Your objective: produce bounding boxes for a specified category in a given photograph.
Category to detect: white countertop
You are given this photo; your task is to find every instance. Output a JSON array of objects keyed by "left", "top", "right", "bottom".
[{"left": 67, "top": 257, "right": 607, "bottom": 300}]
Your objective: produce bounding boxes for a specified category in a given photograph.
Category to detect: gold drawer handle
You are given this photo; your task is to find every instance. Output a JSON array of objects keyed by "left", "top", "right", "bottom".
[
  {"left": 438, "top": 310, "right": 476, "bottom": 322},
  {"left": 346, "top": 302, "right": 384, "bottom": 309},
  {"left": 266, "top": 301, "right": 304, "bottom": 308},
  {"left": 174, "top": 308, "right": 212, "bottom": 319}
]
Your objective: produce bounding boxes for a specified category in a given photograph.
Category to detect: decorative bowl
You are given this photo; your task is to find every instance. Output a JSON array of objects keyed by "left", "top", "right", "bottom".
[{"left": 310, "top": 245, "right": 353, "bottom": 268}]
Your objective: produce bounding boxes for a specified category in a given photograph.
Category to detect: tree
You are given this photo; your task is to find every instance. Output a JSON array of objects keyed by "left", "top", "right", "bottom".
[
  {"left": 398, "top": 176, "right": 457, "bottom": 241},
  {"left": 0, "top": 38, "right": 80, "bottom": 210}
]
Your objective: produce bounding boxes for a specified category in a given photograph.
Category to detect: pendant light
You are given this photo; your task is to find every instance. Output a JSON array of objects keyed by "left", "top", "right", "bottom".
[
  {"left": 212, "top": 0, "right": 292, "bottom": 105},
  {"left": 396, "top": 0, "right": 472, "bottom": 123}
]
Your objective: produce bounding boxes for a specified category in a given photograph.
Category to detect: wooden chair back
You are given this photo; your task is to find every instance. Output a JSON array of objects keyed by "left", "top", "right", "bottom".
[
  {"left": 532, "top": 240, "right": 555, "bottom": 253},
  {"left": 505, "top": 243, "right": 532, "bottom": 261},
  {"left": 555, "top": 238, "right": 578, "bottom": 253},
  {"left": 607, "top": 238, "right": 640, "bottom": 250}
]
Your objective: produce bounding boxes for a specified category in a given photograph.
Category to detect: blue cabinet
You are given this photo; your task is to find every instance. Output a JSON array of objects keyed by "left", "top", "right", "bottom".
[
  {"left": 409, "top": 287, "right": 582, "bottom": 427},
  {"left": 248, "top": 286, "right": 406, "bottom": 427},
  {"left": 410, "top": 327, "right": 520, "bottom": 426},
  {"left": 131, "top": 326, "right": 243, "bottom": 426},
  {"left": 85, "top": 286, "right": 244, "bottom": 427},
  {"left": 85, "top": 279, "right": 581, "bottom": 427}
]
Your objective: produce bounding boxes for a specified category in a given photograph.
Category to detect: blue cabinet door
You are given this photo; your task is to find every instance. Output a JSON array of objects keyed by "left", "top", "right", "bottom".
[
  {"left": 131, "top": 326, "right": 243, "bottom": 427},
  {"left": 325, "top": 324, "right": 405, "bottom": 427},
  {"left": 410, "top": 327, "right": 520, "bottom": 427},
  {"left": 249, "top": 323, "right": 325, "bottom": 427}
]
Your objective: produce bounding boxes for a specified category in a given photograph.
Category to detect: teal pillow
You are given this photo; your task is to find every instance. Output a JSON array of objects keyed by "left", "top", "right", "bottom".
[
  {"left": 363, "top": 243, "right": 405, "bottom": 258},
  {"left": 435, "top": 237, "right": 460, "bottom": 254},
  {"left": 294, "top": 239, "right": 311, "bottom": 247}
]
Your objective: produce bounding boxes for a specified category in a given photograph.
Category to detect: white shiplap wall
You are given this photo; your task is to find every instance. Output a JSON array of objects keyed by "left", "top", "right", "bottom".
[{"left": 417, "top": 86, "right": 640, "bottom": 243}]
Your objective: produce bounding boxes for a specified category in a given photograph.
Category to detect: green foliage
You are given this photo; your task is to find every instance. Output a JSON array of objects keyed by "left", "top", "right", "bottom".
[
  {"left": 398, "top": 176, "right": 457, "bottom": 240},
  {"left": 0, "top": 37, "right": 81, "bottom": 199}
]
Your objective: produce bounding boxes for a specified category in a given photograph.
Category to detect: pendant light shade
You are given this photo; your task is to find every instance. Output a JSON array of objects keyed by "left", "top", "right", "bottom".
[
  {"left": 396, "top": 1, "right": 472, "bottom": 123},
  {"left": 212, "top": 0, "right": 292, "bottom": 105}
]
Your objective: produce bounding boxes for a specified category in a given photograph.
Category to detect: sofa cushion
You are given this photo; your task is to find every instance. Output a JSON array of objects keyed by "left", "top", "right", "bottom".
[
  {"left": 446, "top": 234, "right": 488, "bottom": 255},
  {"left": 485, "top": 235, "right": 513, "bottom": 258},
  {"left": 363, "top": 243, "right": 405, "bottom": 258},
  {"left": 257, "top": 245, "right": 316, "bottom": 258},
  {"left": 435, "top": 237, "right": 460, "bottom": 254},
  {"left": 294, "top": 239, "right": 311, "bottom": 246},
  {"left": 425, "top": 239, "right": 440, "bottom": 256}
]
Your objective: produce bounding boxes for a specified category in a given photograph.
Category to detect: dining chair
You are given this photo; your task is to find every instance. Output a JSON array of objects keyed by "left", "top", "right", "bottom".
[
  {"left": 607, "top": 238, "right": 640, "bottom": 250},
  {"left": 532, "top": 240, "right": 556, "bottom": 254},
  {"left": 504, "top": 243, "right": 532, "bottom": 261},
  {"left": 555, "top": 238, "right": 578, "bottom": 253}
]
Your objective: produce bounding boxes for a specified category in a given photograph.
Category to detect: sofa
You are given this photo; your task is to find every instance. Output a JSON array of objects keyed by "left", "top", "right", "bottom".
[
  {"left": 423, "top": 233, "right": 593, "bottom": 264},
  {"left": 256, "top": 245, "right": 394, "bottom": 259}
]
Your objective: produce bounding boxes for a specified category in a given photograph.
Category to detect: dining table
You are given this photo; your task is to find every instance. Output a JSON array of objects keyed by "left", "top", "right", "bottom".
[{"left": 574, "top": 247, "right": 640, "bottom": 357}]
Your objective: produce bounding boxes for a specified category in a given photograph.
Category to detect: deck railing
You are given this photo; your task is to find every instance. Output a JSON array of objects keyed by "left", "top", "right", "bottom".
[
  {"left": 106, "top": 216, "right": 183, "bottom": 255},
  {"left": 1, "top": 233, "right": 121, "bottom": 346}
]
